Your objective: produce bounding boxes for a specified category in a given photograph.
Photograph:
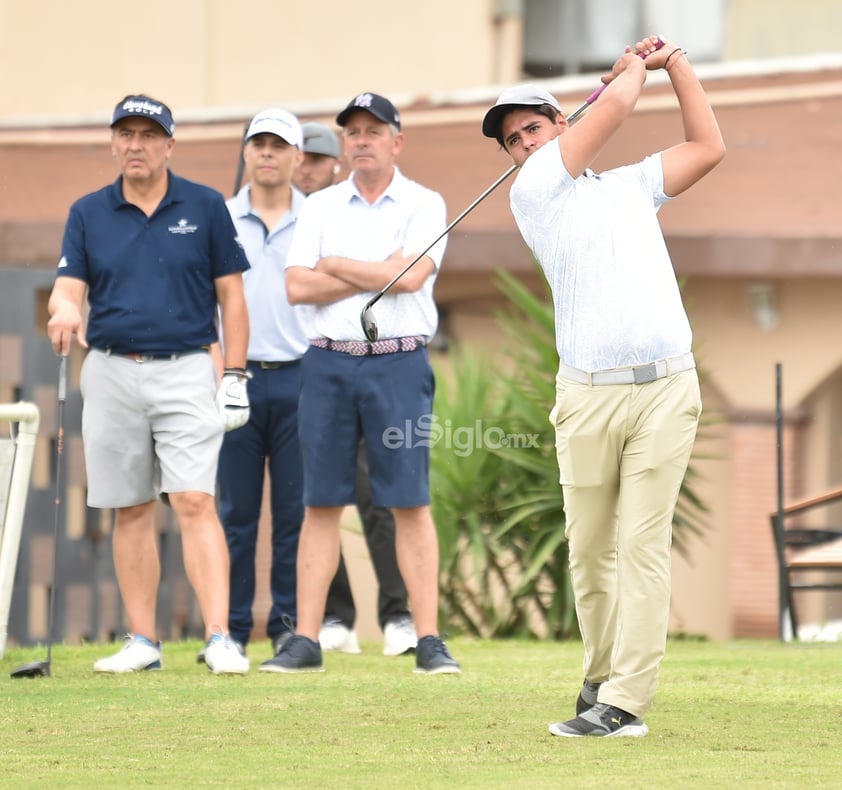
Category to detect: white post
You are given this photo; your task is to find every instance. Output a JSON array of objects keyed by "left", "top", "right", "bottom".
[{"left": 0, "top": 402, "right": 40, "bottom": 658}]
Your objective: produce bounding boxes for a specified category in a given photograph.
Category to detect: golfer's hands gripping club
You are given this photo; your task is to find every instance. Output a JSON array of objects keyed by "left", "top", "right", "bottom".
[
  {"left": 216, "top": 368, "right": 251, "bottom": 431},
  {"left": 601, "top": 35, "right": 667, "bottom": 86},
  {"left": 572, "top": 35, "right": 665, "bottom": 118}
]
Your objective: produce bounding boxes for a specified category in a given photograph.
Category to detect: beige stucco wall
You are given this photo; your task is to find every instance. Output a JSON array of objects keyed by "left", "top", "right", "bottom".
[
  {"left": 0, "top": 0, "right": 511, "bottom": 123},
  {"left": 5, "top": 0, "right": 842, "bottom": 126},
  {"left": 683, "top": 278, "right": 842, "bottom": 412}
]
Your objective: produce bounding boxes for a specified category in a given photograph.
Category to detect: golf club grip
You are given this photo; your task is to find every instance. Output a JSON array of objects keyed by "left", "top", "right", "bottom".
[
  {"left": 58, "top": 355, "right": 67, "bottom": 403},
  {"left": 577, "top": 36, "right": 666, "bottom": 111}
]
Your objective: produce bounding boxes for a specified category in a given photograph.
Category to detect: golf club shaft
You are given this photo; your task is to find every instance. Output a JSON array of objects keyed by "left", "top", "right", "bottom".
[
  {"left": 232, "top": 122, "right": 250, "bottom": 197},
  {"left": 362, "top": 163, "right": 518, "bottom": 316},
  {"left": 45, "top": 355, "right": 67, "bottom": 665}
]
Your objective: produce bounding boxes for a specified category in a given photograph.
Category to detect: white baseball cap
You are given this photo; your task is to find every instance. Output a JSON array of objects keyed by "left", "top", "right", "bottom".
[
  {"left": 482, "top": 84, "right": 562, "bottom": 138},
  {"left": 245, "top": 108, "right": 303, "bottom": 147}
]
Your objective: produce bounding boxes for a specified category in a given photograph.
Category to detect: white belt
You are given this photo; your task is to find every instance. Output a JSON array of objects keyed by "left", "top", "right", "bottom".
[{"left": 558, "top": 352, "right": 696, "bottom": 386}]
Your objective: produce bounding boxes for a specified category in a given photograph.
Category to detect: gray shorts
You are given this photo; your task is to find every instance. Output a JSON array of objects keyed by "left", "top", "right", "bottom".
[{"left": 80, "top": 349, "right": 224, "bottom": 508}]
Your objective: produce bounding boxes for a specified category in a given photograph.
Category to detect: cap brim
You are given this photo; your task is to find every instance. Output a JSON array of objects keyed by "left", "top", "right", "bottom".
[
  {"left": 481, "top": 105, "right": 509, "bottom": 139},
  {"left": 336, "top": 106, "right": 395, "bottom": 129}
]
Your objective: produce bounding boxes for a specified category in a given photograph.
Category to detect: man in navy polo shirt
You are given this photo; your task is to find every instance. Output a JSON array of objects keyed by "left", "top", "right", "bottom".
[{"left": 47, "top": 93, "right": 252, "bottom": 675}]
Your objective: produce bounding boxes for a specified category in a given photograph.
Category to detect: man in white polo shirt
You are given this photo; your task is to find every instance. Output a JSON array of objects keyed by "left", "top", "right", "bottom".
[
  {"left": 264, "top": 92, "right": 459, "bottom": 675},
  {"left": 293, "top": 120, "right": 418, "bottom": 660}
]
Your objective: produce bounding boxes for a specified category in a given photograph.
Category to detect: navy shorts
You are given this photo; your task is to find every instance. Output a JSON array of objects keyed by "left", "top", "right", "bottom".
[{"left": 298, "top": 345, "right": 434, "bottom": 508}]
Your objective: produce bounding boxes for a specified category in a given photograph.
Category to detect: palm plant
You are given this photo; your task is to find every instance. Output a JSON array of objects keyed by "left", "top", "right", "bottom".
[{"left": 431, "top": 267, "right": 710, "bottom": 639}]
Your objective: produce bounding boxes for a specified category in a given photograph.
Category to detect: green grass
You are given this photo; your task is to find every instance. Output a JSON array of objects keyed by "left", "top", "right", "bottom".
[{"left": 2, "top": 638, "right": 841, "bottom": 788}]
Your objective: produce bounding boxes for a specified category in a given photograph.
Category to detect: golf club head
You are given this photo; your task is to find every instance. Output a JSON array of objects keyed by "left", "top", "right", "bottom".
[
  {"left": 10, "top": 659, "right": 51, "bottom": 678},
  {"left": 361, "top": 305, "right": 379, "bottom": 341}
]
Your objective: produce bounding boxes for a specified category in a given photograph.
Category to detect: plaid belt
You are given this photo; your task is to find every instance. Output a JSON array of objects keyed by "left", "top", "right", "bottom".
[{"left": 310, "top": 335, "right": 427, "bottom": 356}]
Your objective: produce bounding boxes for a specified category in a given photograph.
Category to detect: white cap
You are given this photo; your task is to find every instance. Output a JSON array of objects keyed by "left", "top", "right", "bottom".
[
  {"left": 244, "top": 108, "right": 302, "bottom": 147},
  {"left": 482, "top": 84, "right": 562, "bottom": 138}
]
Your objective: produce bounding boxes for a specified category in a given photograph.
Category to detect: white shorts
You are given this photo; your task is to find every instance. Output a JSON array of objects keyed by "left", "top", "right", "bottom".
[{"left": 80, "top": 349, "right": 224, "bottom": 508}]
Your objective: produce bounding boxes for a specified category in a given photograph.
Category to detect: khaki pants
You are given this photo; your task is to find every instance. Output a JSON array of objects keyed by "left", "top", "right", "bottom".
[{"left": 550, "top": 368, "right": 701, "bottom": 717}]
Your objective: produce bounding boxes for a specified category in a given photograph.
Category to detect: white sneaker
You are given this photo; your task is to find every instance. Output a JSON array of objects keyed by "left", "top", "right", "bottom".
[
  {"left": 318, "top": 617, "right": 361, "bottom": 654},
  {"left": 93, "top": 634, "right": 163, "bottom": 673},
  {"left": 383, "top": 615, "right": 417, "bottom": 656},
  {"left": 204, "top": 633, "right": 250, "bottom": 675}
]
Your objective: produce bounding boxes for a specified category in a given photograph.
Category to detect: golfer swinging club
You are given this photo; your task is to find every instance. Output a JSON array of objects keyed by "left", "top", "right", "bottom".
[{"left": 482, "top": 35, "right": 725, "bottom": 736}]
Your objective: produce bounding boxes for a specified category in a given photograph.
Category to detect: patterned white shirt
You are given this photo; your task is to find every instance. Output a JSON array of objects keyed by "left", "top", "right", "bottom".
[{"left": 510, "top": 141, "right": 692, "bottom": 371}]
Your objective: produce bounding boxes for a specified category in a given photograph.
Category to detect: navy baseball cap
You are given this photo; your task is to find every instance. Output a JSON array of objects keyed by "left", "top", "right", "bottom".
[
  {"left": 336, "top": 92, "right": 401, "bottom": 130},
  {"left": 111, "top": 95, "right": 175, "bottom": 136},
  {"left": 482, "top": 84, "right": 561, "bottom": 138}
]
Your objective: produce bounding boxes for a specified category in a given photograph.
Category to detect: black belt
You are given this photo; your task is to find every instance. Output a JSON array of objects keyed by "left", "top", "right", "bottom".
[
  {"left": 247, "top": 359, "right": 300, "bottom": 369},
  {"left": 99, "top": 347, "right": 209, "bottom": 362}
]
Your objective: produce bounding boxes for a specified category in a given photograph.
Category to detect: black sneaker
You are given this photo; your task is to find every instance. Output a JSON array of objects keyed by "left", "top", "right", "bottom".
[
  {"left": 259, "top": 634, "right": 323, "bottom": 673},
  {"left": 549, "top": 702, "right": 648, "bottom": 738},
  {"left": 413, "top": 635, "right": 461, "bottom": 675},
  {"left": 576, "top": 679, "right": 602, "bottom": 714}
]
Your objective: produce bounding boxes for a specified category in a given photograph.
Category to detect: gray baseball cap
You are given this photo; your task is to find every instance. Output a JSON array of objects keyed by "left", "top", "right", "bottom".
[
  {"left": 300, "top": 121, "right": 340, "bottom": 158},
  {"left": 481, "top": 84, "right": 562, "bottom": 138}
]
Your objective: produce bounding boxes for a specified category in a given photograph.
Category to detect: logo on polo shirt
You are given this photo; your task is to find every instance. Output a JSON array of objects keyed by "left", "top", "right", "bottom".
[{"left": 168, "top": 217, "right": 198, "bottom": 235}]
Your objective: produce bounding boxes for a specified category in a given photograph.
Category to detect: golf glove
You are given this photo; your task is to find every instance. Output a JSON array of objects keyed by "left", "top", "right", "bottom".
[{"left": 216, "top": 369, "right": 251, "bottom": 431}]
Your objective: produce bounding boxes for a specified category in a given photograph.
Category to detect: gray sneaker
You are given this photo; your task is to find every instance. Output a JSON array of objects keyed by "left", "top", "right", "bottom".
[
  {"left": 576, "top": 679, "right": 602, "bottom": 714},
  {"left": 549, "top": 702, "right": 649, "bottom": 738},
  {"left": 259, "top": 634, "right": 324, "bottom": 673},
  {"left": 413, "top": 635, "right": 460, "bottom": 675}
]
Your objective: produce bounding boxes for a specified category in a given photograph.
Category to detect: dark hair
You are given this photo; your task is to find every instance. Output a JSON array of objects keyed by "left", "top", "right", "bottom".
[{"left": 495, "top": 103, "right": 562, "bottom": 148}]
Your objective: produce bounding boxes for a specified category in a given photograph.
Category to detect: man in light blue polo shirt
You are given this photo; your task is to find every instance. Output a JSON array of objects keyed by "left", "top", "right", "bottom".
[
  {"left": 47, "top": 94, "right": 252, "bottom": 675},
  {"left": 215, "top": 109, "right": 308, "bottom": 664}
]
